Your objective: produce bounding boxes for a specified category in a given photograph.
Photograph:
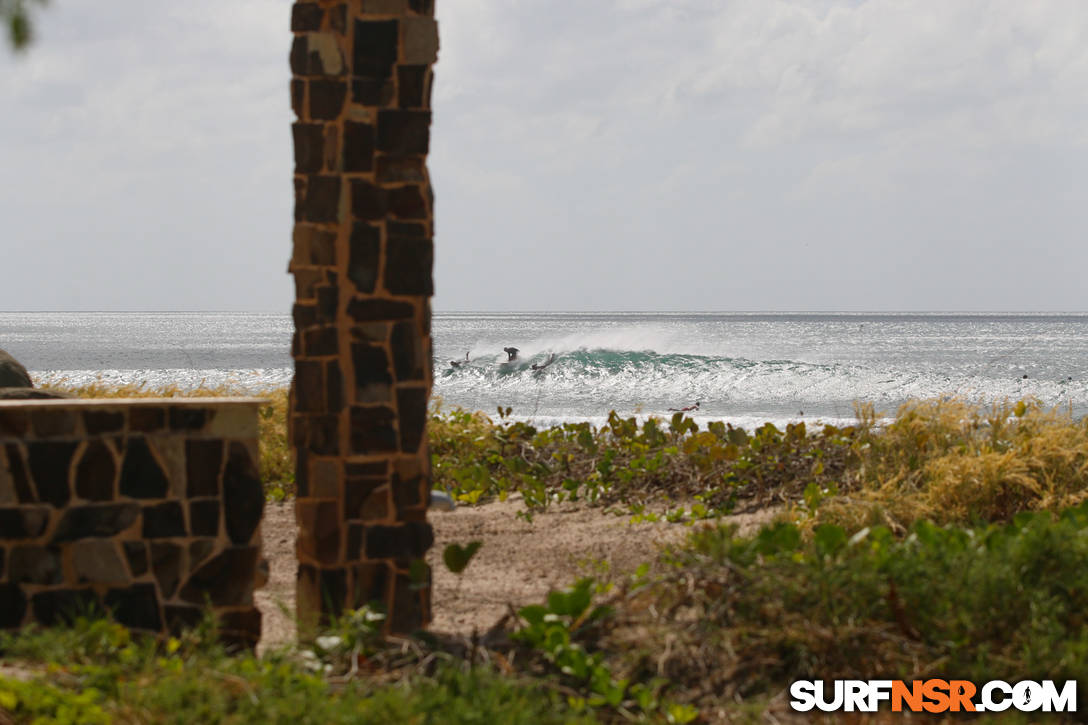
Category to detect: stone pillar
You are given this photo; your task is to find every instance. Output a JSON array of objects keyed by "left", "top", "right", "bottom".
[{"left": 289, "top": 0, "right": 437, "bottom": 635}]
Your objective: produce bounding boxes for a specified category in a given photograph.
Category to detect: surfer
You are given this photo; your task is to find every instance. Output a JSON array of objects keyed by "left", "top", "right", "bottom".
[
  {"left": 531, "top": 353, "right": 557, "bottom": 371},
  {"left": 503, "top": 347, "right": 519, "bottom": 362},
  {"left": 449, "top": 352, "right": 470, "bottom": 368},
  {"left": 668, "top": 401, "right": 700, "bottom": 412}
]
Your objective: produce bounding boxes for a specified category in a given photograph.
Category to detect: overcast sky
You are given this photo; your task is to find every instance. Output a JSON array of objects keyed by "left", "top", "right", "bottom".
[{"left": 1, "top": 0, "right": 1086, "bottom": 312}]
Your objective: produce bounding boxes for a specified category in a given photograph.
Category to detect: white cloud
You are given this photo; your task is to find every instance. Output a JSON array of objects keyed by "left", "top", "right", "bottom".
[{"left": 0, "top": 0, "right": 1085, "bottom": 311}]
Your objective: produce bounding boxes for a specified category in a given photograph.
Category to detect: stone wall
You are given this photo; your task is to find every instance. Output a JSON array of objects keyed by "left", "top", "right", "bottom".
[
  {"left": 289, "top": 0, "right": 437, "bottom": 635},
  {"left": 0, "top": 398, "right": 266, "bottom": 649}
]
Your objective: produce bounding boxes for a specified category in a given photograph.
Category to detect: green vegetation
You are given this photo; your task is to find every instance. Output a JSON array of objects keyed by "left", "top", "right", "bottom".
[
  {"left": 0, "top": 617, "right": 597, "bottom": 724},
  {"left": 21, "top": 386, "right": 1087, "bottom": 720},
  {"left": 1, "top": 0, "right": 47, "bottom": 50},
  {"left": 432, "top": 397, "right": 1088, "bottom": 531},
  {"left": 596, "top": 504, "right": 1088, "bottom": 716}
]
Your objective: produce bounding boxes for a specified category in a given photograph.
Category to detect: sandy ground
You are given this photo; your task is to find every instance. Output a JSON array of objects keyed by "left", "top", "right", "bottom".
[{"left": 256, "top": 498, "right": 776, "bottom": 653}]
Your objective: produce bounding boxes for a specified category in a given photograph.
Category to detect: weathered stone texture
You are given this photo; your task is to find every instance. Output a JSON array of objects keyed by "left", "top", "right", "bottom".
[
  {"left": 0, "top": 399, "right": 265, "bottom": 646},
  {"left": 291, "top": 0, "right": 436, "bottom": 634}
]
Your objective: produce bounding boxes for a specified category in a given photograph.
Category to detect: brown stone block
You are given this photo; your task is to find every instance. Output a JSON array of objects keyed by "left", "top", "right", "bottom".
[
  {"left": 316, "top": 284, "right": 338, "bottom": 324},
  {"left": 223, "top": 442, "right": 264, "bottom": 545},
  {"left": 189, "top": 499, "right": 220, "bottom": 538},
  {"left": 384, "top": 237, "right": 433, "bottom": 296},
  {"left": 185, "top": 439, "right": 223, "bottom": 497},
  {"left": 300, "top": 175, "right": 341, "bottom": 223},
  {"left": 309, "top": 457, "right": 340, "bottom": 499},
  {"left": 308, "top": 415, "right": 341, "bottom": 456},
  {"left": 344, "top": 476, "right": 387, "bottom": 520},
  {"left": 291, "top": 79, "right": 306, "bottom": 117},
  {"left": 351, "top": 343, "right": 393, "bottom": 403},
  {"left": 105, "top": 583, "right": 163, "bottom": 632},
  {"left": 52, "top": 503, "right": 139, "bottom": 542},
  {"left": 179, "top": 546, "right": 260, "bottom": 607},
  {"left": 309, "top": 33, "right": 346, "bottom": 76},
  {"left": 396, "top": 386, "right": 428, "bottom": 454},
  {"left": 297, "top": 564, "right": 348, "bottom": 631},
  {"left": 2, "top": 444, "right": 34, "bottom": 504},
  {"left": 293, "top": 302, "right": 319, "bottom": 331},
  {"left": 123, "top": 541, "right": 148, "bottom": 577},
  {"left": 304, "top": 326, "right": 338, "bottom": 357},
  {"left": 292, "top": 123, "right": 325, "bottom": 173},
  {"left": 349, "top": 561, "right": 391, "bottom": 612},
  {"left": 296, "top": 500, "right": 341, "bottom": 566},
  {"left": 169, "top": 408, "right": 207, "bottom": 432},
  {"left": 28, "top": 441, "right": 77, "bottom": 507},
  {"left": 392, "top": 469, "right": 426, "bottom": 511},
  {"left": 0, "top": 408, "right": 29, "bottom": 438},
  {"left": 129, "top": 407, "right": 165, "bottom": 433},
  {"left": 351, "top": 78, "right": 395, "bottom": 107},
  {"left": 346, "top": 298, "right": 415, "bottom": 323},
  {"left": 142, "top": 502, "right": 186, "bottom": 539},
  {"left": 83, "top": 410, "right": 124, "bottom": 435},
  {"left": 350, "top": 322, "right": 391, "bottom": 344},
  {"left": 219, "top": 608, "right": 262, "bottom": 652},
  {"left": 190, "top": 539, "right": 216, "bottom": 569},
  {"left": 32, "top": 589, "right": 101, "bottom": 627},
  {"left": 343, "top": 121, "right": 375, "bottom": 172},
  {"left": 164, "top": 603, "right": 203, "bottom": 635},
  {"left": 362, "top": 0, "right": 407, "bottom": 12},
  {"left": 292, "top": 33, "right": 344, "bottom": 77},
  {"left": 377, "top": 110, "right": 430, "bottom": 154},
  {"left": 348, "top": 223, "right": 381, "bottom": 294},
  {"left": 346, "top": 461, "right": 388, "bottom": 477},
  {"left": 326, "top": 361, "right": 345, "bottom": 413},
  {"left": 400, "top": 16, "right": 438, "bottom": 65},
  {"left": 309, "top": 78, "right": 347, "bottom": 120},
  {"left": 375, "top": 155, "right": 425, "bottom": 183},
  {"left": 75, "top": 440, "right": 117, "bottom": 502},
  {"left": 293, "top": 268, "right": 324, "bottom": 301},
  {"left": 388, "top": 185, "right": 428, "bottom": 220},
  {"left": 32, "top": 407, "right": 78, "bottom": 437},
  {"left": 150, "top": 541, "right": 183, "bottom": 598},
  {"left": 353, "top": 19, "right": 398, "bottom": 78},
  {"left": 390, "top": 321, "right": 424, "bottom": 382},
  {"left": 291, "top": 2, "right": 323, "bottom": 32},
  {"left": 323, "top": 124, "right": 340, "bottom": 170},
  {"left": 397, "top": 66, "right": 427, "bottom": 108},
  {"left": 294, "top": 447, "right": 309, "bottom": 497},
  {"left": 364, "top": 522, "right": 432, "bottom": 560},
  {"left": 294, "top": 360, "right": 325, "bottom": 414},
  {"left": 0, "top": 583, "right": 27, "bottom": 628},
  {"left": 349, "top": 406, "right": 398, "bottom": 454},
  {"left": 290, "top": 35, "right": 310, "bottom": 75},
  {"left": 388, "top": 220, "right": 426, "bottom": 238},
  {"left": 9, "top": 545, "right": 62, "bottom": 584},
  {"left": 120, "top": 437, "right": 169, "bottom": 499},
  {"left": 0, "top": 506, "right": 49, "bottom": 539},
  {"left": 329, "top": 4, "right": 347, "bottom": 34},
  {"left": 350, "top": 180, "right": 387, "bottom": 221},
  {"left": 293, "top": 224, "right": 337, "bottom": 267},
  {"left": 389, "top": 569, "right": 429, "bottom": 633},
  {"left": 293, "top": 176, "right": 306, "bottom": 223}
]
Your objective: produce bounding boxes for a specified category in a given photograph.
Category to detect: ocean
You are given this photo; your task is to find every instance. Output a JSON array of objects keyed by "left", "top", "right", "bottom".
[{"left": 4, "top": 312, "right": 1087, "bottom": 429}]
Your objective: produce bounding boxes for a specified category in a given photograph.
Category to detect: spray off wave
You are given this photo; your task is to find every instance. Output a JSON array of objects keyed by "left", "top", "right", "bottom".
[{"left": 435, "top": 341, "right": 1088, "bottom": 427}]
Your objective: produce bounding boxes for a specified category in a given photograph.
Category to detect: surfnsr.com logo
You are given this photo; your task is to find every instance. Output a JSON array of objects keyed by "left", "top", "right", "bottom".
[{"left": 789, "top": 680, "right": 1077, "bottom": 714}]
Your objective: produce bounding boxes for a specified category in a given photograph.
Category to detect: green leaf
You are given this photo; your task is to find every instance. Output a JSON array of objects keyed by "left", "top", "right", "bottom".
[
  {"left": 813, "top": 524, "right": 847, "bottom": 557},
  {"left": 442, "top": 540, "right": 482, "bottom": 574}
]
